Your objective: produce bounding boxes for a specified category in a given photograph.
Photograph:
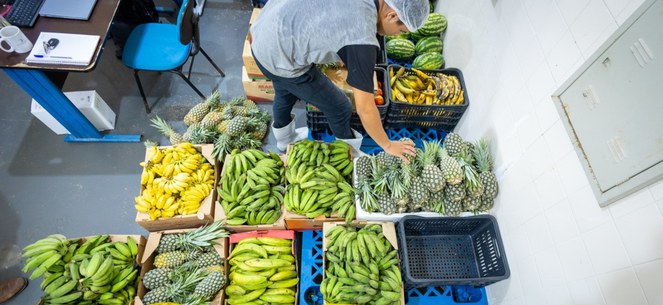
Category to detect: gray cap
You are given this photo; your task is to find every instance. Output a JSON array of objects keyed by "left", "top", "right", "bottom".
[{"left": 384, "top": 0, "right": 430, "bottom": 32}]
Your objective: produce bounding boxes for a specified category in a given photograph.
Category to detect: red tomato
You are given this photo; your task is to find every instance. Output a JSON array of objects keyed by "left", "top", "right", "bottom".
[
  {"left": 375, "top": 95, "right": 385, "bottom": 105},
  {"left": 376, "top": 88, "right": 383, "bottom": 97},
  {"left": 377, "top": 81, "right": 382, "bottom": 89}
]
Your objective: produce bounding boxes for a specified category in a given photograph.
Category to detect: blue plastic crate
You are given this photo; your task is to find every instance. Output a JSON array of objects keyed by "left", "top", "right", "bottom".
[
  {"left": 298, "top": 230, "right": 488, "bottom": 305},
  {"left": 299, "top": 231, "right": 324, "bottom": 305},
  {"left": 308, "top": 128, "right": 448, "bottom": 155}
]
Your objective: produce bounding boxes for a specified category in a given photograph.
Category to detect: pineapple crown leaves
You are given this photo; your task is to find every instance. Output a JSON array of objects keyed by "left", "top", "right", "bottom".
[
  {"left": 144, "top": 139, "right": 159, "bottom": 148},
  {"left": 179, "top": 221, "right": 229, "bottom": 251},
  {"left": 212, "top": 134, "right": 231, "bottom": 161},
  {"left": 473, "top": 138, "right": 494, "bottom": 173},
  {"left": 227, "top": 96, "right": 247, "bottom": 106},
  {"left": 151, "top": 116, "right": 177, "bottom": 136},
  {"left": 205, "top": 90, "right": 222, "bottom": 108},
  {"left": 421, "top": 140, "right": 442, "bottom": 166}
]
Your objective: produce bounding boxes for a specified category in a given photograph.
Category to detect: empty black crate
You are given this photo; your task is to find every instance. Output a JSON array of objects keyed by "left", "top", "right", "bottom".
[
  {"left": 306, "top": 66, "right": 389, "bottom": 133},
  {"left": 397, "top": 215, "right": 510, "bottom": 288},
  {"left": 385, "top": 65, "right": 469, "bottom": 131}
]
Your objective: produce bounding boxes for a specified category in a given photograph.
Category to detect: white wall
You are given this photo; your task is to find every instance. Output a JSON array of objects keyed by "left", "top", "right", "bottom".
[{"left": 435, "top": 0, "right": 663, "bottom": 304}]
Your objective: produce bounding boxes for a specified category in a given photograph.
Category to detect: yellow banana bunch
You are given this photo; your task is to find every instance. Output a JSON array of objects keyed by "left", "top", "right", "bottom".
[
  {"left": 389, "top": 66, "right": 466, "bottom": 106},
  {"left": 135, "top": 142, "right": 215, "bottom": 220}
]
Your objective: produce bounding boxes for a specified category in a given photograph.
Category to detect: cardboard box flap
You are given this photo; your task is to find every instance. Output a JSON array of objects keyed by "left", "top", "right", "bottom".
[{"left": 142, "top": 232, "right": 163, "bottom": 264}]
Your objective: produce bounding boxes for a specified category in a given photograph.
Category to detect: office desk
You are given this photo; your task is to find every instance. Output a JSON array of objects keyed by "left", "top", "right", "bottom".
[{"left": 0, "top": 0, "right": 140, "bottom": 142}]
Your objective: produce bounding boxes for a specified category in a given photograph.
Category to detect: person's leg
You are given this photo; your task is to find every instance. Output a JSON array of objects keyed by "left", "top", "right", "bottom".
[
  {"left": 0, "top": 278, "right": 26, "bottom": 304},
  {"left": 271, "top": 83, "right": 299, "bottom": 129},
  {"left": 283, "top": 67, "right": 354, "bottom": 139}
]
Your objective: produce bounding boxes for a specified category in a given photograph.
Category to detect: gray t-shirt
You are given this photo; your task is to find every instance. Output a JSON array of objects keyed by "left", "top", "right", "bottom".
[{"left": 250, "top": 0, "right": 379, "bottom": 78}]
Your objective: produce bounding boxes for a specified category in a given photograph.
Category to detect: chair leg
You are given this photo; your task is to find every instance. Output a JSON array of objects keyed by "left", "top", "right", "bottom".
[
  {"left": 199, "top": 47, "right": 225, "bottom": 77},
  {"left": 172, "top": 70, "right": 205, "bottom": 99},
  {"left": 133, "top": 70, "right": 151, "bottom": 113},
  {"left": 187, "top": 55, "right": 195, "bottom": 79}
]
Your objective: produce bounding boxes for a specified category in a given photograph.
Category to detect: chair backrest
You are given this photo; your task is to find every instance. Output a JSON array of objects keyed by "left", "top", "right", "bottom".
[{"left": 178, "top": 0, "right": 195, "bottom": 46}]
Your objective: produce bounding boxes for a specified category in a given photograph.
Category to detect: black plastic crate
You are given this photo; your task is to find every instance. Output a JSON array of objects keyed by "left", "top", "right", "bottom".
[
  {"left": 397, "top": 215, "right": 510, "bottom": 288},
  {"left": 305, "top": 66, "right": 390, "bottom": 132},
  {"left": 385, "top": 65, "right": 469, "bottom": 131}
]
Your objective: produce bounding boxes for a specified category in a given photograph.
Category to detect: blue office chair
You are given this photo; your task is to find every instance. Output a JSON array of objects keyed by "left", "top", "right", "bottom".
[{"left": 122, "top": 0, "right": 224, "bottom": 113}]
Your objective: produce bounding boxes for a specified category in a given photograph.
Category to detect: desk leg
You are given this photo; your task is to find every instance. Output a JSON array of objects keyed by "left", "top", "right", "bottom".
[{"left": 3, "top": 68, "right": 141, "bottom": 143}]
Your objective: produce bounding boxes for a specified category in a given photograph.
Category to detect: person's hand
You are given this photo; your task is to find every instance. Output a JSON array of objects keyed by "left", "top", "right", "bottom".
[{"left": 384, "top": 139, "right": 416, "bottom": 163}]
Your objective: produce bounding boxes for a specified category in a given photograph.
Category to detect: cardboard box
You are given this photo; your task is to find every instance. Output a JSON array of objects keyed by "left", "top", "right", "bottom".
[
  {"left": 214, "top": 153, "right": 287, "bottom": 232},
  {"left": 36, "top": 235, "right": 147, "bottom": 305},
  {"left": 242, "top": 39, "right": 267, "bottom": 80},
  {"left": 135, "top": 144, "right": 218, "bottom": 232},
  {"left": 242, "top": 66, "right": 274, "bottom": 102},
  {"left": 136, "top": 229, "right": 228, "bottom": 305},
  {"left": 321, "top": 222, "right": 405, "bottom": 305},
  {"left": 227, "top": 230, "right": 298, "bottom": 305},
  {"left": 31, "top": 90, "right": 116, "bottom": 135},
  {"left": 282, "top": 142, "right": 351, "bottom": 230},
  {"left": 247, "top": 8, "right": 261, "bottom": 43}
]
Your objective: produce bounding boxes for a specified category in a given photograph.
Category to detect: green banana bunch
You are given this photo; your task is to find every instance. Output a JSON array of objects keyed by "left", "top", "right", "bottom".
[
  {"left": 25, "top": 235, "right": 141, "bottom": 305},
  {"left": 226, "top": 237, "right": 297, "bottom": 305},
  {"left": 321, "top": 224, "right": 402, "bottom": 305},
  {"left": 284, "top": 140, "right": 356, "bottom": 223},
  {"left": 286, "top": 140, "right": 353, "bottom": 180},
  {"left": 22, "top": 234, "right": 74, "bottom": 280},
  {"left": 219, "top": 149, "right": 285, "bottom": 226}
]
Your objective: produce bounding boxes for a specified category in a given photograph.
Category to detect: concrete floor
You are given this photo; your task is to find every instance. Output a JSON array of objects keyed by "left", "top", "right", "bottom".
[{"left": 0, "top": 1, "right": 306, "bottom": 303}]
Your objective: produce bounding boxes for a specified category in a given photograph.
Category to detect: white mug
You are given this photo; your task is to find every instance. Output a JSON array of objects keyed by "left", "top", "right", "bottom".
[{"left": 0, "top": 26, "right": 33, "bottom": 53}]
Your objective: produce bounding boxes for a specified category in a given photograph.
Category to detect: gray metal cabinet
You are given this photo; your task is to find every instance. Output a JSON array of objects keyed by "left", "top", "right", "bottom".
[{"left": 554, "top": 0, "right": 663, "bottom": 206}]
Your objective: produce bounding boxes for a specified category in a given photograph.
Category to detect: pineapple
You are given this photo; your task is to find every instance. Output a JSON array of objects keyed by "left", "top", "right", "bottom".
[
  {"left": 154, "top": 251, "right": 188, "bottom": 269},
  {"left": 243, "top": 98, "right": 257, "bottom": 109},
  {"left": 220, "top": 106, "right": 235, "bottom": 121},
  {"left": 200, "top": 111, "right": 224, "bottom": 130},
  {"left": 428, "top": 189, "right": 445, "bottom": 213},
  {"left": 192, "top": 251, "right": 222, "bottom": 269},
  {"left": 142, "top": 285, "right": 171, "bottom": 304},
  {"left": 443, "top": 132, "right": 464, "bottom": 156},
  {"left": 156, "top": 221, "right": 228, "bottom": 253},
  {"left": 182, "top": 123, "right": 216, "bottom": 144},
  {"left": 216, "top": 120, "right": 230, "bottom": 134},
  {"left": 251, "top": 121, "right": 268, "bottom": 140},
  {"left": 151, "top": 116, "right": 184, "bottom": 145},
  {"left": 355, "top": 155, "right": 372, "bottom": 180},
  {"left": 395, "top": 194, "right": 409, "bottom": 213},
  {"left": 143, "top": 268, "right": 172, "bottom": 290},
  {"left": 473, "top": 139, "right": 499, "bottom": 199},
  {"left": 439, "top": 148, "right": 464, "bottom": 185},
  {"left": 183, "top": 90, "right": 221, "bottom": 126},
  {"left": 458, "top": 146, "right": 484, "bottom": 198},
  {"left": 375, "top": 151, "right": 400, "bottom": 169},
  {"left": 370, "top": 158, "right": 389, "bottom": 195},
  {"left": 420, "top": 141, "right": 446, "bottom": 193},
  {"left": 386, "top": 166, "right": 407, "bottom": 201},
  {"left": 462, "top": 195, "right": 482, "bottom": 212},
  {"left": 444, "top": 197, "right": 463, "bottom": 216},
  {"left": 356, "top": 176, "right": 378, "bottom": 212},
  {"left": 377, "top": 191, "right": 396, "bottom": 214},
  {"left": 408, "top": 176, "right": 429, "bottom": 211},
  {"left": 235, "top": 133, "right": 261, "bottom": 150},
  {"left": 443, "top": 183, "right": 466, "bottom": 202},
  {"left": 212, "top": 133, "right": 232, "bottom": 161},
  {"left": 248, "top": 107, "right": 272, "bottom": 124},
  {"left": 227, "top": 117, "right": 248, "bottom": 136},
  {"left": 192, "top": 271, "right": 226, "bottom": 299},
  {"left": 232, "top": 106, "right": 250, "bottom": 116},
  {"left": 479, "top": 195, "right": 495, "bottom": 211},
  {"left": 227, "top": 96, "right": 246, "bottom": 106}
]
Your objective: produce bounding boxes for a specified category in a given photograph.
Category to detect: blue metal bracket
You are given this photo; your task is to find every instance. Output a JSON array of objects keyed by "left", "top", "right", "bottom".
[{"left": 3, "top": 68, "right": 141, "bottom": 143}]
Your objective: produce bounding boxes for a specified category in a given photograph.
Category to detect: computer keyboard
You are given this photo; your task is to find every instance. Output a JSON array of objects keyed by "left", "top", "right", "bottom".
[{"left": 5, "top": 0, "right": 45, "bottom": 27}]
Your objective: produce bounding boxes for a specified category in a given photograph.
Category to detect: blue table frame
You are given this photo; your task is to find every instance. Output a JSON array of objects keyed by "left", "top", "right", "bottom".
[{"left": 0, "top": 0, "right": 140, "bottom": 143}]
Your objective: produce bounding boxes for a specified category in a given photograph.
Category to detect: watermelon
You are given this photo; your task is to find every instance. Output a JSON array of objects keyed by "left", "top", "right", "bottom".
[
  {"left": 418, "top": 13, "right": 447, "bottom": 36},
  {"left": 409, "top": 30, "right": 426, "bottom": 42},
  {"left": 415, "top": 37, "right": 443, "bottom": 55},
  {"left": 412, "top": 53, "right": 444, "bottom": 70},
  {"left": 385, "top": 33, "right": 409, "bottom": 42},
  {"left": 386, "top": 38, "right": 415, "bottom": 60}
]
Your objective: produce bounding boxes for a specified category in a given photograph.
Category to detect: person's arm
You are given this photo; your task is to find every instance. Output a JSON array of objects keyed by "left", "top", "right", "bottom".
[
  {"left": 354, "top": 88, "right": 415, "bottom": 162},
  {"left": 338, "top": 44, "right": 415, "bottom": 161}
]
